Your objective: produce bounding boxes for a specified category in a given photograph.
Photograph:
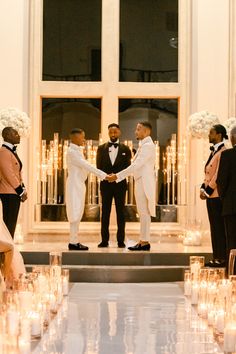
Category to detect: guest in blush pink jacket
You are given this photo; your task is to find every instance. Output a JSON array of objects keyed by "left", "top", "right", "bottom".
[
  {"left": 0, "top": 127, "right": 27, "bottom": 238},
  {"left": 200, "top": 124, "right": 227, "bottom": 267}
]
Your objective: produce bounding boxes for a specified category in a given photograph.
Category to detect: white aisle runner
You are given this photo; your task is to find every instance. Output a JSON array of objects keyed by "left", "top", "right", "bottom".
[{"left": 32, "top": 283, "right": 223, "bottom": 354}]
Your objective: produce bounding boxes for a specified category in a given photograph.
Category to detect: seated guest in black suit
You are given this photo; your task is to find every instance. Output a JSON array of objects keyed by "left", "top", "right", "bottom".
[
  {"left": 96, "top": 123, "right": 132, "bottom": 248},
  {"left": 217, "top": 125, "right": 236, "bottom": 272}
]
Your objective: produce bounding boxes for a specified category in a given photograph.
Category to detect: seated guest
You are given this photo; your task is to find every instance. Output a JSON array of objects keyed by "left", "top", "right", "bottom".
[{"left": 0, "top": 210, "right": 25, "bottom": 288}]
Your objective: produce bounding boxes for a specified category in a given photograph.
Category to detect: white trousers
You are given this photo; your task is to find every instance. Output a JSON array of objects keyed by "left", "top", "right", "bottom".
[
  {"left": 134, "top": 178, "right": 151, "bottom": 241},
  {"left": 68, "top": 185, "right": 86, "bottom": 244}
]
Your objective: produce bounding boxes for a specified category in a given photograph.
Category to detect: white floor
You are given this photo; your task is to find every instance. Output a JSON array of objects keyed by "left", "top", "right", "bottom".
[{"left": 32, "top": 283, "right": 223, "bottom": 354}]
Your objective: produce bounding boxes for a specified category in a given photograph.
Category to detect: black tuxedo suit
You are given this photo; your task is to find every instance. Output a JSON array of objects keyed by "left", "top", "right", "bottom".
[
  {"left": 96, "top": 142, "right": 131, "bottom": 244},
  {"left": 217, "top": 146, "right": 236, "bottom": 267}
]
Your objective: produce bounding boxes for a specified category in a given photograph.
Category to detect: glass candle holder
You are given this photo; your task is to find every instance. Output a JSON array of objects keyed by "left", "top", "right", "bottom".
[
  {"left": 29, "top": 309, "right": 42, "bottom": 340},
  {"left": 191, "top": 281, "right": 199, "bottom": 305},
  {"left": 49, "top": 252, "right": 62, "bottom": 267},
  {"left": 224, "top": 303, "right": 236, "bottom": 352},
  {"left": 197, "top": 280, "right": 208, "bottom": 317},
  {"left": 62, "top": 269, "right": 69, "bottom": 296},
  {"left": 228, "top": 249, "right": 236, "bottom": 276},
  {"left": 190, "top": 256, "right": 205, "bottom": 281}
]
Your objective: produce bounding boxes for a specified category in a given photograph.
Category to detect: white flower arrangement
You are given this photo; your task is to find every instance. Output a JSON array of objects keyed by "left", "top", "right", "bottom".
[
  {"left": 0, "top": 107, "right": 31, "bottom": 137},
  {"left": 188, "top": 110, "right": 220, "bottom": 139},
  {"left": 223, "top": 117, "right": 236, "bottom": 136}
]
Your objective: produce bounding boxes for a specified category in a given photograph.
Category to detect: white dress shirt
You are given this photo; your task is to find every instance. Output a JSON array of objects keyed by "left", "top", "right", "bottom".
[
  {"left": 2, "top": 142, "right": 15, "bottom": 150},
  {"left": 212, "top": 141, "right": 224, "bottom": 153},
  {"left": 108, "top": 139, "right": 119, "bottom": 165}
]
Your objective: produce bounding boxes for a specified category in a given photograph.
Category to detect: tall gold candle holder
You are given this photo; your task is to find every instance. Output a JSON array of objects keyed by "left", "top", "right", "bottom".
[
  {"left": 47, "top": 141, "right": 54, "bottom": 204},
  {"left": 170, "top": 134, "right": 176, "bottom": 205},
  {"left": 53, "top": 133, "right": 59, "bottom": 204},
  {"left": 154, "top": 141, "right": 160, "bottom": 204},
  {"left": 41, "top": 140, "right": 47, "bottom": 204},
  {"left": 63, "top": 140, "right": 68, "bottom": 202}
]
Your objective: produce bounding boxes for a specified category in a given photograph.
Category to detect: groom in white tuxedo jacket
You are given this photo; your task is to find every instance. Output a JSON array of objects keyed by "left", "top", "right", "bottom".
[
  {"left": 107, "top": 122, "right": 156, "bottom": 250},
  {"left": 66, "top": 128, "right": 106, "bottom": 251}
]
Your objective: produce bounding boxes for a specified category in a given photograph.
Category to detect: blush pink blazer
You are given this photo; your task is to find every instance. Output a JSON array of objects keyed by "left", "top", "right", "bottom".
[
  {"left": 204, "top": 146, "right": 226, "bottom": 198},
  {"left": 0, "top": 146, "right": 22, "bottom": 194}
]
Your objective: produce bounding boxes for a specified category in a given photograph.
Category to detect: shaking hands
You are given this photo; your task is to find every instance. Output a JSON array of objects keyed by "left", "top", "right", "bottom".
[{"left": 105, "top": 173, "right": 117, "bottom": 183}]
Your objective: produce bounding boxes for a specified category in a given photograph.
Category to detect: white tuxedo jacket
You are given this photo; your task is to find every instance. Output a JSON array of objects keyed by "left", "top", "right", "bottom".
[
  {"left": 116, "top": 136, "right": 156, "bottom": 216},
  {"left": 66, "top": 143, "right": 106, "bottom": 222}
]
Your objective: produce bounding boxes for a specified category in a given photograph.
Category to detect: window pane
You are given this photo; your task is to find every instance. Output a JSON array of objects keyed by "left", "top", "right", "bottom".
[
  {"left": 119, "top": 98, "right": 178, "bottom": 222},
  {"left": 42, "top": 98, "right": 101, "bottom": 141},
  {"left": 43, "top": 0, "right": 101, "bottom": 81},
  {"left": 120, "top": 0, "right": 178, "bottom": 82}
]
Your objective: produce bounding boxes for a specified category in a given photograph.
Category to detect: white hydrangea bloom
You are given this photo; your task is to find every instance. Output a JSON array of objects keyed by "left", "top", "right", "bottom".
[
  {"left": 0, "top": 107, "right": 31, "bottom": 137},
  {"left": 188, "top": 111, "right": 220, "bottom": 139},
  {"left": 224, "top": 117, "right": 236, "bottom": 136}
]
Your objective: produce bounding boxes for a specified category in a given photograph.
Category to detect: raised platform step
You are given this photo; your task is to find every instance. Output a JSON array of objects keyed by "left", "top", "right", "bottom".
[
  {"left": 22, "top": 250, "right": 212, "bottom": 283},
  {"left": 26, "top": 264, "right": 187, "bottom": 282}
]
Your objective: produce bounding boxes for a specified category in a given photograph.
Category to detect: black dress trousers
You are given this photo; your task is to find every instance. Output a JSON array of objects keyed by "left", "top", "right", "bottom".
[
  {"left": 0, "top": 194, "right": 21, "bottom": 238},
  {"left": 206, "top": 197, "right": 226, "bottom": 261},
  {"left": 100, "top": 181, "right": 126, "bottom": 244}
]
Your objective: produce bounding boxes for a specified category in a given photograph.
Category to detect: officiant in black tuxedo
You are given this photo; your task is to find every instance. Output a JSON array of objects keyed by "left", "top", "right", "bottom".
[{"left": 96, "top": 123, "right": 132, "bottom": 248}]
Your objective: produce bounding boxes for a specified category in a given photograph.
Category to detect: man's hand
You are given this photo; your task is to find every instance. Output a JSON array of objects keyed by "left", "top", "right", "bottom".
[
  {"left": 21, "top": 191, "right": 28, "bottom": 202},
  {"left": 200, "top": 191, "right": 207, "bottom": 200},
  {"left": 105, "top": 174, "right": 117, "bottom": 183}
]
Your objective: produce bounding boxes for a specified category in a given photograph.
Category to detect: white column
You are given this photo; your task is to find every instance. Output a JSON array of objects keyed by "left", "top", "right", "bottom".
[
  {"left": 190, "top": 0, "right": 230, "bottom": 225},
  {"left": 0, "top": 0, "right": 30, "bottom": 234}
]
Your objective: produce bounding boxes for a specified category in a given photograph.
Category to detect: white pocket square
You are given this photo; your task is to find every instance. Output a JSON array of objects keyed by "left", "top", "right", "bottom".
[{"left": 122, "top": 153, "right": 126, "bottom": 155}]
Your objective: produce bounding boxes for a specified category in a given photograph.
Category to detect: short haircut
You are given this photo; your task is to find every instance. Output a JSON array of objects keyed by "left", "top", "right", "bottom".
[
  {"left": 212, "top": 124, "right": 228, "bottom": 140},
  {"left": 230, "top": 125, "right": 236, "bottom": 136},
  {"left": 70, "top": 128, "right": 84, "bottom": 135},
  {"left": 139, "top": 121, "right": 152, "bottom": 131},
  {"left": 2, "top": 127, "right": 14, "bottom": 139},
  {"left": 108, "top": 123, "right": 120, "bottom": 129}
]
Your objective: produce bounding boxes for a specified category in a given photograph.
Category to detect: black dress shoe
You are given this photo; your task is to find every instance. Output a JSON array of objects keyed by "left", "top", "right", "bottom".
[
  {"left": 118, "top": 242, "right": 126, "bottom": 248},
  {"left": 68, "top": 243, "right": 89, "bottom": 251},
  {"left": 205, "top": 259, "right": 226, "bottom": 268},
  {"left": 205, "top": 260, "right": 216, "bottom": 267},
  {"left": 98, "top": 242, "right": 109, "bottom": 248},
  {"left": 128, "top": 243, "right": 151, "bottom": 251}
]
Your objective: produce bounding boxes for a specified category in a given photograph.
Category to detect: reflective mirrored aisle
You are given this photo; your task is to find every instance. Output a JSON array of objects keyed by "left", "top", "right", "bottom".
[{"left": 32, "top": 283, "right": 223, "bottom": 354}]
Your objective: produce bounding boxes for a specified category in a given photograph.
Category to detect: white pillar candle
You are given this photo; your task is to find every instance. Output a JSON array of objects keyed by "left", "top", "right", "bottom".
[
  {"left": 208, "top": 310, "right": 215, "bottom": 326},
  {"left": 216, "top": 310, "right": 225, "bottom": 333},
  {"left": 62, "top": 277, "right": 69, "bottom": 296},
  {"left": 20, "top": 318, "right": 31, "bottom": 342},
  {"left": 198, "top": 303, "right": 207, "bottom": 318},
  {"left": 6, "top": 308, "right": 19, "bottom": 336},
  {"left": 219, "top": 280, "right": 232, "bottom": 299},
  {"left": 191, "top": 283, "right": 199, "bottom": 305},
  {"left": 18, "top": 291, "right": 32, "bottom": 312},
  {"left": 30, "top": 312, "right": 41, "bottom": 338},
  {"left": 190, "top": 263, "right": 201, "bottom": 280},
  {"left": 18, "top": 337, "right": 31, "bottom": 354},
  {"left": 224, "top": 325, "right": 236, "bottom": 352},
  {"left": 37, "top": 274, "right": 48, "bottom": 292}
]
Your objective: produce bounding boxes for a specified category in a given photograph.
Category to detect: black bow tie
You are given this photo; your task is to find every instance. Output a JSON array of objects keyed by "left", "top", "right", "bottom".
[
  {"left": 210, "top": 146, "right": 215, "bottom": 152},
  {"left": 12, "top": 146, "right": 17, "bottom": 152},
  {"left": 108, "top": 142, "right": 119, "bottom": 148}
]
